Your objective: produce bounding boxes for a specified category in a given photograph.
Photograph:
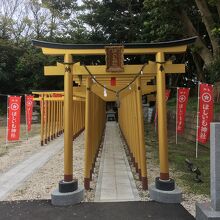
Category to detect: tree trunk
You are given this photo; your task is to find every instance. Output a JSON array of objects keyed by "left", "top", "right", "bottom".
[
  {"left": 194, "top": 0, "right": 220, "bottom": 56},
  {"left": 179, "top": 10, "right": 213, "bottom": 66},
  {"left": 192, "top": 53, "right": 205, "bottom": 81}
]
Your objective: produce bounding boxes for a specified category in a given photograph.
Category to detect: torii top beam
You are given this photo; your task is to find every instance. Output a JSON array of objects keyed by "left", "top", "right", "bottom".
[
  {"left": 32, "top": 37, "right": 197, "bottom": 55},
  {"left": 32, "top": 37, "right": 197, "bottom": 102}
]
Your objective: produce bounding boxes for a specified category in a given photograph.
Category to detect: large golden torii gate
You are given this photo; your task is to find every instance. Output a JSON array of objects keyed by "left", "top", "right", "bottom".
[{"left": 33, "top": 37, "right": 196, "bottom": 205}]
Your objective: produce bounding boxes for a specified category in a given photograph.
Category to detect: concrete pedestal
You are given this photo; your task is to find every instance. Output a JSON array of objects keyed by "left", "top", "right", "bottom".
[
  {"left": 196, "top": 203, "right": 220, "bottom": 220},
  {"left": 51, "top": 186, "right": 84, "bottom": 206},
  {"left": 196, "top": 123, "right": 220, "bottom": 219},
  {"left": 149, "top": 184, "right": 182, "bottom": 203}
]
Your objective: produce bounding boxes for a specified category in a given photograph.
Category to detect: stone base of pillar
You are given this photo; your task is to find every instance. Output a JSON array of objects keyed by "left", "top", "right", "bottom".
[
  {"left": 51, "top": 186, "right": 84, "bottom": 206},
  {"left": 149, "top": 184, "right": 182, "bottom": 203},
  {"left": 196, "top": 202, "right": 220, "bottom": 220}
]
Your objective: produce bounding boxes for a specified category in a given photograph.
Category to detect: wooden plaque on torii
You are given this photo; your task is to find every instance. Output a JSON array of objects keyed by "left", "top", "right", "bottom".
[{"left": 105, "top": 46, "right": 124, "bottom": 72}]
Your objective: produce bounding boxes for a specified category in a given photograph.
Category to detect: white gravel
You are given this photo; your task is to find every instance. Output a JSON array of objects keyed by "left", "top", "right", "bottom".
[{"left": 0, "top": 125, "right": 42, "bottom": 174}]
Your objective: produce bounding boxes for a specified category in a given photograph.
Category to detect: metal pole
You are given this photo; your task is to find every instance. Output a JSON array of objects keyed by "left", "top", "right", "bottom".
[{"left": 156, "top": 52, "right": 169, "bottom": 180}]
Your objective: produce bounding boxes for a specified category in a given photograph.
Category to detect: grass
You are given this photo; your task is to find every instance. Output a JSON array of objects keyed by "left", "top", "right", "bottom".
[
  {"left": 168, "top": 135, "right": 210, "bottom": 195},
  {"left": 145, "top": 122, "right": 210, "bottom": 196}
]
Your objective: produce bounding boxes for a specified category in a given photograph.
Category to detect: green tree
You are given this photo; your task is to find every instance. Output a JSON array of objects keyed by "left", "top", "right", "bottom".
[
  {"left": 0, "top": 39, "right": 23, "bottom": 93},
  {"left": 80, "top": 0, "right": 145, "bottom": 43},
  {"left": 143, "top": 0, "right": 220, "bottom": 82}
]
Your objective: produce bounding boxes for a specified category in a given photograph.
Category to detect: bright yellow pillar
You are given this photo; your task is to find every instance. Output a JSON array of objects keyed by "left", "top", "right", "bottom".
[
  {"left": 136, "top": 77, "right": 148, "bottom": 190},
  {"left": 64, "top": 54, "right": 73, "bottom": 182},
  {"left": 50, "top": 100, "right": 54, "bottom": 140},
  {"left": 55, "top": 100, "right": 58, "bottom": 137},
  {"left": 40, "top": 95, "right": 44, "bottom": 146},
  {"left": 57, "top": 101, "right": 61, "bottom": 136},
  {"left": 156, "top": 52, "right": 169, "bottom": 180},
  {"left": 133, "top": 91, "right": 141, "bottom": 180},
  {"left": 48, "top": 99, "right": 51, "bottom": 141},
  {"left": 44, "top": 98, "right": 48, "bottom": 144},
  {"left": 84, "top": 77, "right": 92, "bottom": 189},
  {"left": 52, "top": 100, "right": 55, "bottom": 138}
]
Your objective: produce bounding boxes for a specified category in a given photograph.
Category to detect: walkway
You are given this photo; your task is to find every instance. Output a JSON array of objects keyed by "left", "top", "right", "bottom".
[
  {"left": 0, "top": 136, "right": 64, "bottom": 201},
  {"left": 95, "top": 121, "right": 140, "bottom": 202},
  {"left": 0, "top": 200, "right": 195, "bottom": 220}
]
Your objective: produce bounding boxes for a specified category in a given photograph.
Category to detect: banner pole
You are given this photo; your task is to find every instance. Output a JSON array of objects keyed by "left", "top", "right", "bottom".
[
  {"left": 5, "top": 95, "right": 9, "bottom": 146},
  {"left": 196, "top": 82, "right": 200, "bottom": 158},
  {"left": 176, "top": 88, "right": 178, "bottom": 144}
]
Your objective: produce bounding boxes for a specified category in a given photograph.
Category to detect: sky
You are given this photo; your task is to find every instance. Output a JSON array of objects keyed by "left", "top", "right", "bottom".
[{"left": 78, "top": 0, "right": 83, "bottom": 6}]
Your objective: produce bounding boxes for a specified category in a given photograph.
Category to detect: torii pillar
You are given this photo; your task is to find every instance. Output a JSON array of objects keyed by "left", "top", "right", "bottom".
[
  {"left": 149, "top": 51, "right": 185, "bottom": 203},
  {"left": 51, "top": 54, "right": 84, "bottom": 206}
]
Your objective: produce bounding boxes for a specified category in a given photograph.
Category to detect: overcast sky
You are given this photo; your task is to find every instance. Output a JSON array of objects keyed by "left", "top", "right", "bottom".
[{"left": 78, "top": 0, "right": 83, "bottom": 6}]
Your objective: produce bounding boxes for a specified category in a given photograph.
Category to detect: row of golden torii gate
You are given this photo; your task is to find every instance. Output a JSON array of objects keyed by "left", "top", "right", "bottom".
[{"left": 32, "top": 37, "right": 196, "bottom": 194}]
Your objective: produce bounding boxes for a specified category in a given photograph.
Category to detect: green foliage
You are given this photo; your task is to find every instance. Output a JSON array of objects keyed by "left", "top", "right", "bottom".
[
  {"left": 1, "top": 0, "right": 220, "bottom": 95},
  {"left": 80, "top": 0, "right": 145, "bottom": 43},
  {"left": 0, "top": 40, "right": 24, "bottom": 93},
  {"left": 206, "top": 57, "right": 220, "bottom": 83},
  {"left": 42, "top": 0, "right": 77, "bottom": 17},
  {"left": 211, "top": 26, "right": 220, "bottom": 37},
  {"left": 142, "top": 0, "right": 184, "bottom": 42},
  {"left": 15, "top": 47, "right": 64, "bottom": 92},
  {"left": 0, "top": 39, "right": 63, "bottom": 95}
]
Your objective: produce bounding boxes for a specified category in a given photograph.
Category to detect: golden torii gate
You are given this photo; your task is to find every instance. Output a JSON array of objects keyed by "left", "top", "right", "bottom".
[{"left": 33, "top": 36, "right": 196, "bottom": 205}]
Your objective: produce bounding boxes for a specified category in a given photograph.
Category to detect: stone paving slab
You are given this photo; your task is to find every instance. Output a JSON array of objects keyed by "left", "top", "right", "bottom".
[
  {"left": 0, "top": 136, "right": 64, "bottom": 201},
  {"left": 95, "top": 122, "right": 140, "bottom": 202}
]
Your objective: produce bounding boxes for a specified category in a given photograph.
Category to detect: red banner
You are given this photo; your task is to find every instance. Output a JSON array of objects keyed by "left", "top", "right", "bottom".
[
  {"left": 177, "top": 88, "right": 190, "bottom": 133},
  {"left": 154, "top": 89, "right": 171, "bottom": 125},
  {"left": 7, "top": 96, "right": 21, "bottom": 141},
  {"left": 25, "top": 95, "right": 34, "bottom": 132},
  {"left": 197, "top": 83, "right": 214, "bottom": 144}
]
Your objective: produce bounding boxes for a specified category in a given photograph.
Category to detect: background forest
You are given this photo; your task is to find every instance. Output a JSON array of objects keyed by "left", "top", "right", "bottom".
[{"left": 1, "top": 0, "right": 220, "bottom": 94}]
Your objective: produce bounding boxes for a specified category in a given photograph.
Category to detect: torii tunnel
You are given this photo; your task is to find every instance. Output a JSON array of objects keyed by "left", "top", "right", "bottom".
[{"left": 32, "top": 37, "right": 197, "bottom": 195}]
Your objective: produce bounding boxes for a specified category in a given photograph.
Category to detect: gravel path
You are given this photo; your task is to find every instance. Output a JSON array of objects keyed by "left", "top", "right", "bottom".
[{"left": 0, "top": 124, "right": 41, "bottom": 174}]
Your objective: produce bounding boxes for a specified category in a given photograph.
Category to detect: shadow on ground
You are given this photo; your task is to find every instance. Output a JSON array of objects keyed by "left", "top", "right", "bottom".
[{"left": 0, "top": 200, "right": 194, "bottom": 220}]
